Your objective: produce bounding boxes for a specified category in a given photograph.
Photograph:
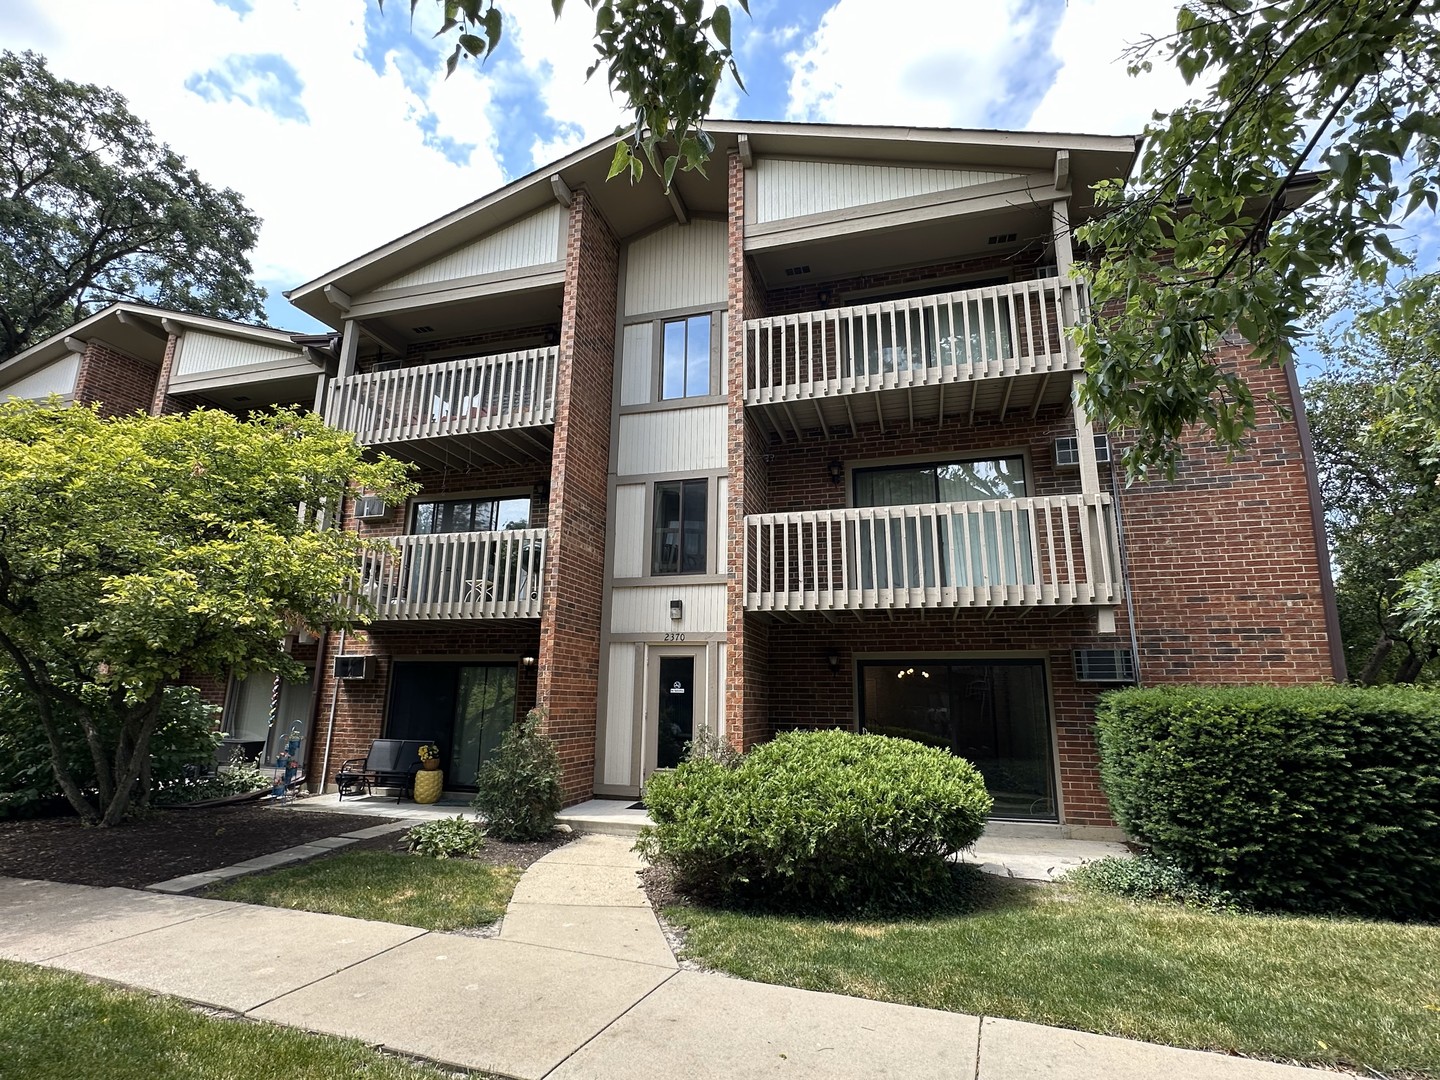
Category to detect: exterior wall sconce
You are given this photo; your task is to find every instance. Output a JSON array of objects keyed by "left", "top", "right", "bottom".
[
  {"left": 816, "top": 287, "right": 835, "bottom": 306},
  {"left": 534, "top": 479, "right": 551, "bottom": 501},
  {"left": 826, "top": 650, "right": 841, "bottom": 674},
  {"left": 827, "top": 458, "right": 844, "bottom": 485},
  {"left": 521, "top": 656, "right": 536, "bottom": 667},
  {"left": 670, "top": 599, "right": 684, "bottom": 620}
]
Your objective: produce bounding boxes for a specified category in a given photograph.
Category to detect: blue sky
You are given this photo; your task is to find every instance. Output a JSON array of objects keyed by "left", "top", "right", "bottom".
[{"left": 2, "top": 0, "right": 1437, "bottom": 342}]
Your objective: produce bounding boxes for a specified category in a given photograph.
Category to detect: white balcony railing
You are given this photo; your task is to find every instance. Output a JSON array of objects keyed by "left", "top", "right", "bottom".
[
  {"left": 744, "top": 495, "right": 1120, "bottom": 614},
  {"left": 328, "top": 347, "right": 558, "bottom": 446},
  {"left": 356, "top": 529, "right": 546, "bottom": 620},
  {"left": 743, "top": 277, "right": 1086, "bottom": 407}
]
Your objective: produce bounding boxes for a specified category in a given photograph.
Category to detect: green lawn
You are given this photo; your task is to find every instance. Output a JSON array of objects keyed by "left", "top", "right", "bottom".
[
  {"left": 207, "top": 851, "right": 522, "bottom": 931},
  {"left": 0, "top": 960, "right": 467, "bottom": 1080},
  {"left": 665, "top": 878, "right": 1440, "bottom": 1077}
]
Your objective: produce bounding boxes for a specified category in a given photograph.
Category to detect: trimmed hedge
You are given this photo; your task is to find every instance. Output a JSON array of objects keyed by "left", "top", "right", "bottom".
[
  {"left": 1096, "top": 685, "right": 1440, "bottom": 919},
  {"left": 637, "top": 729, "right": 992, "bottom": 912}
]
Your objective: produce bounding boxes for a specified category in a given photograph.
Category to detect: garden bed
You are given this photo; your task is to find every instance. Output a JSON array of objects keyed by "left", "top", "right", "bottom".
[{"left": 0, "top": 803, "right": 397, "bottom": 890}]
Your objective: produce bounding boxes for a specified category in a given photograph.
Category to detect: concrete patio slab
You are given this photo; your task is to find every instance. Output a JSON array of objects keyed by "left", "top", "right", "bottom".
[
  {"left": 533, "top": 834, "right": 642, "bottom": 868},
  {"left": 976, "top": 1017, "right": 1331, "bottom": 1078},
  {"left": 44, "top": 902, "right": 425, "bottom": 1012},
  {"left": 961, "top": 836, "right": 1130, "bottom": 882},
  {"left": 547, "top": 969, "right": 982, "bottom": 1080},
  {"left": 0, "top": 878, "right": 228, "bottom": 962},
  {"left": 290, "top": 794, "right": 472, "bottom": 821},
  {"left": 556, "top": 798, "right": 650, "bottom": 837},
  {"left": 508, "top": 861, "right": 649, "bottom": 908},
  {"left": 251, "top": 934, "right": 673, "bottom": 1080},
  {"left": 500, "top": 903, "right": 676, "bottom": 968}
]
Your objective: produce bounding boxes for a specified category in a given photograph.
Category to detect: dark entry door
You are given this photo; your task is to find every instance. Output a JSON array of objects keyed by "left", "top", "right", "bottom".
[
  {"left": 388, "top": 661, "right": 518, "bottom": 787},
  {"left": 655, "top": 655, "right": 695, "bottom": 770}
]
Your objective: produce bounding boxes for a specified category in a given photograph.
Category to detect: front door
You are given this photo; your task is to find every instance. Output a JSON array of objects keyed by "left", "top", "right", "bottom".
[
  {"left": 643, "top": 646, "right": 706, "bottom": 779},
  {"left": 388, "top": 661, "right": 518, "bottom": 787}
]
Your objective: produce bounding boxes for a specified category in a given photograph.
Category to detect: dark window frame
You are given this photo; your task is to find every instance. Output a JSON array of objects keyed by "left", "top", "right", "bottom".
[
  {"left": 659, "top": 313, "right": 714, "bottom": 401},
  {"left": 651, "top": 478, "right": 708, "bottom": 575}
]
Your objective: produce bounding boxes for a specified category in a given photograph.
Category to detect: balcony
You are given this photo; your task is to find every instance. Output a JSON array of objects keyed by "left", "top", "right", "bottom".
[
  {"left": 742, "top": 278, "right": 1085, "bottom": 436},
  {"left": 327, "top": 346, "right": 558, "bottom": 466},
  {"left": 356, "top": 529, "right": 546, "bottom": 621},
  {"left": 744, "top": 495, "right": 1121, "bottom": 615}
]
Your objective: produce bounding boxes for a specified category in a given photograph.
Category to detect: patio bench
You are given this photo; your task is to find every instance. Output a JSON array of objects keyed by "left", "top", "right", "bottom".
[{"left": 335, "top": 738, "right": 435, "bottom": 802}]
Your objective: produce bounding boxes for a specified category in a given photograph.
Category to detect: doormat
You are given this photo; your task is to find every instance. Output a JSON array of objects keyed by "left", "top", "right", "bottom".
[{"left": 627, "top": 802, "right": 646, "bottom": 811}]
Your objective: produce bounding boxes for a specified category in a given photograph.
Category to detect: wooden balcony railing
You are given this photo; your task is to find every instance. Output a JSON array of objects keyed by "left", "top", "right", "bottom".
[
  {"left": 744, "top": 495, "right": 1120, "bottom": 614},
  {"left": 743, "top": 277, "right": 1085, "bottom": 407},
  {"left": 327, "top": 347, "right": 558, "bottom": 446},
  {"left": 355, "top": 529, "right": 546, "bottom": 620}
]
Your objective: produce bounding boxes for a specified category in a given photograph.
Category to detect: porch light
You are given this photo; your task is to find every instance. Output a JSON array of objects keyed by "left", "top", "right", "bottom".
[
  {"left": 521, "top": 656, "right": 536, "bottom": 667},
  {"left": 670, "top": 599, "right": 684, "bottom": 620},
  {"left": 826, "top": 650, "right": 841, "bottom": 674},
  {"left": 827, "top": 459, "right": 844, "bottom": 485}
]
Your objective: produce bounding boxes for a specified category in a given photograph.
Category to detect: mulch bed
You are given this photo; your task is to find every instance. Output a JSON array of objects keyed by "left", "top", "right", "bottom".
[
  {"left": 341, "top": 824, "right": 574, "bottom": 870},
  {"left": 0, "top": 803, "right": 400, "bottom": 890}
]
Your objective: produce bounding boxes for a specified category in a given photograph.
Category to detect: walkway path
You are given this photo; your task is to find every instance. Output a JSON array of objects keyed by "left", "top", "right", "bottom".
[{"left": 0, "top": 836, "right": 1333, "bottom": 1079}]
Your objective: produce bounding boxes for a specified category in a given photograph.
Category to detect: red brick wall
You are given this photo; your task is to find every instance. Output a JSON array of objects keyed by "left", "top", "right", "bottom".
[
  {"left": 1116, "top": 347, "right": 1337, "bottom": 684},
  {"left": 306, "top": 621, "right": 541, "bottom": 787},
  {"left": 398, "top": 324, "right": 558, "bottom": 367},
  {"left": 347, "top": 462, "right": 550, "bottom": 540},
  {"left": 536, "top": 188, "right": 619, "bottom": 804},
  {"left": 149, "top": 334, "right": 180, "bottom": 415},
  {"left": 74, "top": 339, "right": 157, "bottom": 417}
]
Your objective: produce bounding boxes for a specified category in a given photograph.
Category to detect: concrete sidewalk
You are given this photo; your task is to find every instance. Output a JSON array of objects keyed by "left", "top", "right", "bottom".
[{"left": 0, "top": 837, "right": 1334, "bottom": 1079}]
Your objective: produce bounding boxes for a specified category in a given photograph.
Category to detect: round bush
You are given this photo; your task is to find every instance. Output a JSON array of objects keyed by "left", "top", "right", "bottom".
[
  {"left": 407, "top": 815, "right": 485, "bottom": 859},
  {"left": 1096, "top": 685, "right": 1440, "bottom": 920},
  {"left": 636, "top": 729, "right": 992, "bottom": 912}
]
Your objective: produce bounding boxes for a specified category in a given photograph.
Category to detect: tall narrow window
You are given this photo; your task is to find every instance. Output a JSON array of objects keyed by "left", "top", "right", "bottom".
[
  {"left": 652, "top": 479, "right": 708, "bottom": 574},
  {"left": 661, "top": 314, "right": 712, "bottom": 399}
]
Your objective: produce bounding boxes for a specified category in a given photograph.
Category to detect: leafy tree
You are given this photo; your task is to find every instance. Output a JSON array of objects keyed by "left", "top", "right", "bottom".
[
  {"left": 0, "top": 50, "right": 267, "bottom": 361},
  {"left": 0, "top": 402, "right": 414, "bottom": 825},
  {"left": 1076, "top": 1, "right": 1440, "bottom": 477},
  {"left": 1306, "top": 275, "right": 1440, "bottom": 683},
  {"left": 387, "top": 0, "right": 746, "bottom": 187}
]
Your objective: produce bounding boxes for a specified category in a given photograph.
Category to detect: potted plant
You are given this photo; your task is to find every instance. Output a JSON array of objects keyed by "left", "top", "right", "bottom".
[{"left": 414, "top": 743, "right": 443, "bottom": 804}]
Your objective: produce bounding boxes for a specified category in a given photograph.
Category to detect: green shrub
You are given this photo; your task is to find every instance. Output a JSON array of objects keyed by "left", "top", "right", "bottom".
[
  {"left": 1063, "top": 854, "right": 1242, "bottom": 911},
  {"left": 0, "top": 679, "right": 220, "bottom": 818},
  {"left": 406, "top": 815, "right": 485, "bottom": 859},
  {"left": 151, "top": 748, "right": 270, "bottom": 806},
  {"left": 471, "top": 708, "right": 562, "bottom": 841},
  {"left": 636, "top": 729, "right": 993, "bottom": 913},
  {"left": 1096, "top": 685, "right": 1440, "bottom": 920}
]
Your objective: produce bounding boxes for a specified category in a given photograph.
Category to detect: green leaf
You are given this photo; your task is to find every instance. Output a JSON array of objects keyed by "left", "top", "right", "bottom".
[
  {"left": 605, "top": 139, "right": 630, "bottom": 181},
  {"left": 712, "top": 5, "right": 731, "bottom": 49}
]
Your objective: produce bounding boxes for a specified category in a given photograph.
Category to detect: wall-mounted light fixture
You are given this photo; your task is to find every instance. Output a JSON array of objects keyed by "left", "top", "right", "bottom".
[
  {"left": 827, "top": 458, "right": 844, "bottom": 485},
  {"left": 826, "top": 650, "right": 841, "bottom": 675},
  {"left": 521, "top": 656, "right": 536, "bottom": 667},
  {"left": 670, "top": 599, "right": 684, "bottom": 621},
  {"left": 816, "top": 287, "right": 835, "bottom": 306},
  {"left": 534, "top": 479, "right": 551, "bottom": 501}
]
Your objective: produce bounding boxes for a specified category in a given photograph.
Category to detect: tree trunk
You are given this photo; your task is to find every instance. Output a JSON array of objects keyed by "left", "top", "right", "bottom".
[
  {"left": 1394, "top": 645, "right": 1436, "bottom": 685},
  {"left": 1356, "top": 637, "right": 1394, "bottom": 685},
  {"left": 99, "top": 694, "right": 165, "bottom": 826},
  {"left": 34, "top": 696, "right": 99, "bottom": 824}
]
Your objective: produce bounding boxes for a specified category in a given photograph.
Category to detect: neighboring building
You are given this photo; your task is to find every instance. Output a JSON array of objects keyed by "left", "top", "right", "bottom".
[{"left": 0, "top": 122, "right": 1343, "bottom": 837}]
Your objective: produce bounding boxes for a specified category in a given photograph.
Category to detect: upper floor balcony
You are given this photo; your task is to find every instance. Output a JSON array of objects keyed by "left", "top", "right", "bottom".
[
  {"left": 355, "top": 528, "right": 546, "bottom": 621},
  {"left": 743, "top": 494, "right": 1121, "bottom": 616},
  {"left": 743, "top": 277, "right": 1085, "bottom": 436},
  {"left": 327, "top": 346, "right": 558, "bottom": 466}
]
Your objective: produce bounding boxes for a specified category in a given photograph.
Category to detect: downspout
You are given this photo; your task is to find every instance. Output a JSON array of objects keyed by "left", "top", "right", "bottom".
[
  {"left": 319, "top": 627, "right": 346, "bottom": 793},
  {"left": 1108, "top": 455, "right": 1143, "bottom": 687}
]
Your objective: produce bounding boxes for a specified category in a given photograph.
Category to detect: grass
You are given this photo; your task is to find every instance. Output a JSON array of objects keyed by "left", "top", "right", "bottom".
[
  {"left": 0, "top": 959, "right": 466, "bottom": 1080},
  {"left": 207, "top": 851, "right": 522, "bottom": 931},
  {"left": 664, "top": 875, "right": 1440, "bottom": 1077}
]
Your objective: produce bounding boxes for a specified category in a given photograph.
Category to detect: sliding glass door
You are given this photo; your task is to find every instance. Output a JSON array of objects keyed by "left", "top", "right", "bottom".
[{"left": 388, "top": 661, "right": 519, "bottom": 788}]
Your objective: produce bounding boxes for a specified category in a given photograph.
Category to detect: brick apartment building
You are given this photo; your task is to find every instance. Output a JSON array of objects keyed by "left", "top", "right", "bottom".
[{"left": 0, "top": 122, "right": 1342, "bottom": 837}]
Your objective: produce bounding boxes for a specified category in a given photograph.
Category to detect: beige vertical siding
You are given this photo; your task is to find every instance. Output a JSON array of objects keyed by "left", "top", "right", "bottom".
[
  {"left": 603, "top": 642, "right": 638, "bottom": 787},
  {"left": 619, "top": 323, "right": 654, "bottom": 407},
  {"left": 174, "top": 332, "right": 304, "bottom": 376},
  {"left": 610, "top": 584, "right": 728, "bottom": 634},
  {"left": 715, "top": 476, "right": 729, "bottom": 576},
  {"left": 613, "top": 483, "right": 647, "bottom": 577},
  {"left": 622, "top": 219, "right": 727, "bottom": 315},
  {"left": 376, "top": 204, "right": 567, "bottom": 292},
  {"left": 0, "top": 353, "right": 80, "bottom": 399},
  {"left": 616, "top": 405, "right": 726, "bottom": 475},
  {"left": 752, "top": 158, "right": 1023, "bottom": 223},
  {"left": 715, "top": 642, "right": 727, "bottom": 739}
]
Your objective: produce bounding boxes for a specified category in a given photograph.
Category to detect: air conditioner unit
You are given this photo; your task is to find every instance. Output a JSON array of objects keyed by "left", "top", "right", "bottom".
[
  {"left": 1054, "top": 434, "right": 1112, "bottom": 468},
  {"left": 1074, "top": 649, "right": 1136, "bottom": 683},
  {"left": 354, "top": 495, "right": 389, "bottom": 521},
  {"left": 333, "top": 655, "right": 371, "bottom": 681}
]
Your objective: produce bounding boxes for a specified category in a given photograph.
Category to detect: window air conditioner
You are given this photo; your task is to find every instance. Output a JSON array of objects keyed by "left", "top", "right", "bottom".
[
  {"left": 354, "top": 495, "right": 389, "bottom": 521},
  {"left": 1074, "top": 649, "right": 1136, "bottom": 683},
  {"left": 1054, "top": 434, "right": 1112, "bottom": 468},
  {"left": 333, "top": 655, "right": 371, "bottom": 681}
]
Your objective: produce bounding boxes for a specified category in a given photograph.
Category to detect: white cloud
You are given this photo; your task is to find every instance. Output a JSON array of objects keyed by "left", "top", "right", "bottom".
[
  {"left": 1025, "top": 0, "right": 1191, "bottom": 135},
  {"left": 784, "top": 0, "right": 1048, "bottom": 128}
]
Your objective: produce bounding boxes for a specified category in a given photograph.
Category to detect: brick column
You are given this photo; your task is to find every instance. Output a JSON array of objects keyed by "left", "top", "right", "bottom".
[
  {"left": 536, "top": 188, "right": 620, "bottom": 804},
  {"left": 74, "top": 339, "right": 160, "bottom": 417},
  {"left": 149, "top": 333, "right": 181, "bottom": 415},
  {"left": 724, "top": 151, "right": 771, "bottom": 750}
]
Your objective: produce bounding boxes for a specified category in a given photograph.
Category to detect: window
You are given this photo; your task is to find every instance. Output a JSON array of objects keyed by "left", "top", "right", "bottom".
[
  {"left": 652, "top": 479, "right": 707, "bottom": 574},
  {"left": 851, "top": 457, "right": 1034, "bottom": 590},
  {"left": 411, "top": 495, "right": 532, "bottom": 535},
  {"left": 661, "top": 314, "right": 712, "bottom": 399}
]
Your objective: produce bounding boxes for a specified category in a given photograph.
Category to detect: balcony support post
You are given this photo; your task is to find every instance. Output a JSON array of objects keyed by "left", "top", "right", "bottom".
[{"left": 337, "top": 319, "right": 360, "bottom": 380}]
